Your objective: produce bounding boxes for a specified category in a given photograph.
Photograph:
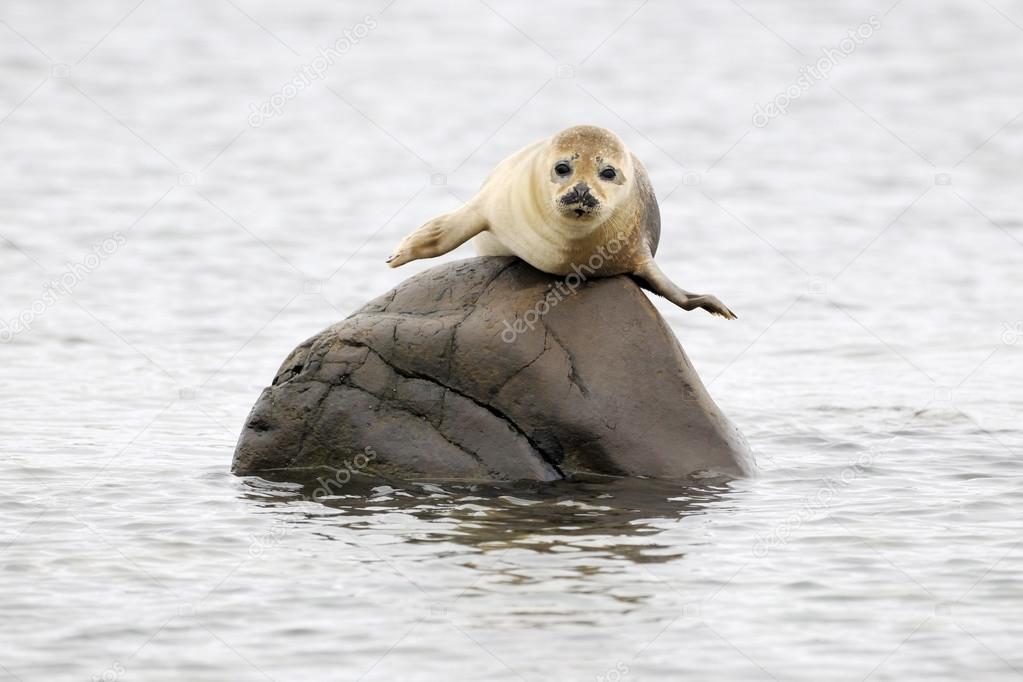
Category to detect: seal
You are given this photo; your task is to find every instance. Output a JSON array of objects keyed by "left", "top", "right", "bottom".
[{"left": 386, "top": 125, "right": 736, "bottom": 319}]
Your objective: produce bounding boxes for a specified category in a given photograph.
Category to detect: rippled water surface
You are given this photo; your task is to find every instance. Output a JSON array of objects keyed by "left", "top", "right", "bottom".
[{"left": 3, "top": 0, "right": 1023, "bottom": 679}]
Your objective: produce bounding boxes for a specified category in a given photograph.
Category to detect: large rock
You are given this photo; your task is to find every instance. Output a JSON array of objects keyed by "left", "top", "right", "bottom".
[{"left": 232, "top": 257, "right": 754, "bottom": 481}]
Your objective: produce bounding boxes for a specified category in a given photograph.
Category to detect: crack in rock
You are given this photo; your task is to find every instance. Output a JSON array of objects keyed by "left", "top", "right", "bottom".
[
  {"left": 546, "top": 325, "right": 591, "bottom": 397},
  {"left": 349, "top": 341, "right": 565, "bottom": 478}
]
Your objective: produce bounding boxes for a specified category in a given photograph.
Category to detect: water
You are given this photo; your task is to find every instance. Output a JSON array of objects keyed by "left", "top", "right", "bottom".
[{"left": 2, "top": 0, "right": 1022, "bottom": 679}]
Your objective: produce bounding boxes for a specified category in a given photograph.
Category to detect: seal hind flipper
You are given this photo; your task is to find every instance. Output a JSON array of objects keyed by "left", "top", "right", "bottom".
[
  {"left": 631, "top": 259, "right": 737, "bottom": 320},
  {"left": 387, "top": 205, "right": 488, "bottom": 268}
]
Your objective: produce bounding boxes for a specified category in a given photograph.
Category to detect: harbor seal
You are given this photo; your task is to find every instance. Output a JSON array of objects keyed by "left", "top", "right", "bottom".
[{"left": 386, "top": 125, "right": 736, "bottom": 319}]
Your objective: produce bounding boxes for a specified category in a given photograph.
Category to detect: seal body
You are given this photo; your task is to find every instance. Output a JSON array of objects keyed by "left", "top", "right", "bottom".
[{"left": 387, "top": 125, "right": 735, "bottom": 319}]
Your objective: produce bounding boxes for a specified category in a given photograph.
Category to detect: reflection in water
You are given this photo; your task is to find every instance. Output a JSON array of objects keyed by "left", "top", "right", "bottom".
[{"left": 240, "top": 472, "right": 737, "bottom": 565}]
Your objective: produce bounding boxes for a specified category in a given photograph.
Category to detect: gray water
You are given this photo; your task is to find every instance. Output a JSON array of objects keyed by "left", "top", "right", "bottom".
[{"left": 3, "top": 0, "right": 1022, "bottom": 679}]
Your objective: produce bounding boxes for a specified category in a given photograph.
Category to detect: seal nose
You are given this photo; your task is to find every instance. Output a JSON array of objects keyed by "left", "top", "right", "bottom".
[{"left": 561, "top": 182, "right": 599, "bottom": 208}]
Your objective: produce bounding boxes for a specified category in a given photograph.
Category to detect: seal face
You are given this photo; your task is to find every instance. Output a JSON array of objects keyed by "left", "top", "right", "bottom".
[
  {"left": 547, "top": 126, "right": 630, "bottom": 226},
  {"left": 385, "top": 125, "right": 736, "bottom": 319}
]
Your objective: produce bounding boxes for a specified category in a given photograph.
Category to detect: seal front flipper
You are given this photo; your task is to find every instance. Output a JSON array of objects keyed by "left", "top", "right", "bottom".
[
  {"left": 631, "top": 259, "right": 737, "bottom": 320},
  {"left": 387, "top": 204, "right": 488, "bottom": 268}
]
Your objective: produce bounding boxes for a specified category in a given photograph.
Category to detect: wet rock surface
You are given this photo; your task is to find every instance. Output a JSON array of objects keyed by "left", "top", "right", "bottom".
[{"left": 232, "top": 257, "right": 754, "bottom": 481}]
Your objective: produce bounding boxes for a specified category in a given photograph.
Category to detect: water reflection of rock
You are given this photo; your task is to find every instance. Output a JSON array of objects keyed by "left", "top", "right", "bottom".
[{"left": 239, "top": 472, "right": 735, "bottom": 565}]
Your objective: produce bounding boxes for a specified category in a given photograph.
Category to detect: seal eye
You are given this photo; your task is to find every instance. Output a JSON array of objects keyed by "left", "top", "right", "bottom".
[
  {"left": 554, "top": 162, "right": 572, "bottom": 177},
  {"left": 599, "top": 167, "right": 617, "bottom": 181}
]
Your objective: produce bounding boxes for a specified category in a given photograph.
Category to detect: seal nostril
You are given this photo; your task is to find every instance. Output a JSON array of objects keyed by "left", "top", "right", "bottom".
[{"left": 561, "top": 183, "right": 599, "bottom": 210}]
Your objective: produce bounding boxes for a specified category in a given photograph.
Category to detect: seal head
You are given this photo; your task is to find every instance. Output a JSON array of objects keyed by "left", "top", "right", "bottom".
[{"left": 542, "top": 125, "right": 634, "bottom": 233}]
